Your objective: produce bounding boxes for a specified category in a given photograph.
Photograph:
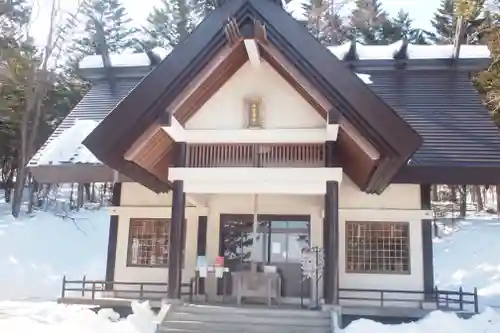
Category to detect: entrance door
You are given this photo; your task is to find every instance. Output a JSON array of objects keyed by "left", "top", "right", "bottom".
[{"left": 219, "top": 214, "right": 310, "bottom": 298}]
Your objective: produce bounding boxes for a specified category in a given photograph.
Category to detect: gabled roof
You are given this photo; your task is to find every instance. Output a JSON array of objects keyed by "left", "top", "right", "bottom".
[{"left": 82, "top": 0, "right": 422, "bottom": 194}]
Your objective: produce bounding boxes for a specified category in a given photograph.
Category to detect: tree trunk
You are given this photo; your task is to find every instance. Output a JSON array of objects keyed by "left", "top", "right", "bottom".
[
  {"left": 450, "top": 185, "right": 457, "bottom": 203},
  {"left": 475, "top": 185, "right": 484, "bottom": 211},
  {"left": 459, "top": 185, "right": 467, "bottom": 217},
  {"left": 431, "top": 185, "right": 439, "bottom": 202},
  {"left": 11, "top": 164, "right": 27, "bottom": 217},
  {"left": 496, "top": 185, "right": 500, "bottom": 213}
]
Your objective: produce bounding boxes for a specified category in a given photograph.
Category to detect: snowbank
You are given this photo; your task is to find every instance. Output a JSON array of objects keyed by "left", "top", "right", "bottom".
[
  {"left": 435, "top": 216, "right": 500, "bottom": 309},
  {"left": 0, "top": 207, "right": 109, "bottom": 301},
  {"left": 342, "top": 308, "right": 500, "bottom": 333},
  {"left": 0, "top": 300, "right": 159, "bottom": 333}
]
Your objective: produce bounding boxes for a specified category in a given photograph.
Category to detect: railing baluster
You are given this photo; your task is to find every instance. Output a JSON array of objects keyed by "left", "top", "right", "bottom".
[
  {"left": 61, "top": 275, "right": 66, "bottom": 299},
  {"left": 381, "top": 291, "right": 384, "bottom": 307},
  {"left": 82, "top": 275, "right": 86, "bottom": 297},
  {"left": 474, "top": 287, "right": 479, "bottom": 313},
  {"left": 459, "top": 287, "right": 463, "bottom": 310},
  {"left": 184, "top": 143, "right": 326, "bottom": 167}
]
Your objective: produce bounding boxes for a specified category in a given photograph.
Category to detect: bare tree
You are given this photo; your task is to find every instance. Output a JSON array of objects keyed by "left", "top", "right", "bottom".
[{"left": 0, "top": 0, "right": 85, "bottom": 217}]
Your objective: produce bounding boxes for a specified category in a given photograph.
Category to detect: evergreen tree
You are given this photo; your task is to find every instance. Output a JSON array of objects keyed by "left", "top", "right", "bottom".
[
  {"left": 302, "top": 0, "right": 349, "bottom": 45},
  {"left": 348, "top": 0, "right": 393, "bottom": 44},
  {"left": 431, "top": 0, "right": 456, "bottom": 43},
  {"left": 388, "top": 10, "right": 435, "bottom": 44},
  {"left": 140, "top": 0, "right": 197, "bottom": 51},
  {"left": 70, "top": 0, "right": 136, "bottom": 58}
]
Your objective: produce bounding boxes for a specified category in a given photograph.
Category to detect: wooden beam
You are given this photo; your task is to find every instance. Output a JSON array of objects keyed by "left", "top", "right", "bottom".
[
  {"left": 244, "top": 39, "right": 261, "bottom": 68},
  {"left": 339, "top": 119, "right": 379, "bottom": 160},
  {"left": 124, "top": 124, "right": 160, "bottom": 161},
  {"left": 165, "top": 42, "right": 246, "bottom": 123}
]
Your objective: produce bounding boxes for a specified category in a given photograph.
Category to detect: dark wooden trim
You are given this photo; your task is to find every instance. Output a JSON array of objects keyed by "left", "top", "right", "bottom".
[
  {"left": 174, "top": 142, "right": 187, "bottom": 168},
  {"left": 105, "top": 183, "right": 121, "bottom": 289},
  {"left": 168, "top": 180, "right": 186, "bottom": 299},
  {"left": 420, "top": 184, "right": 434, "bottom": 299},
  {"left": 30, "top": 164, "right": 130, "bottom": 184},
  {"left": 324, "top": 180, "right": 339, "bottom": 304},
  {"left": 394, "top": 165, "right": 500, "bottom": 185},
  {"left": 196, "top": 216, "right": 208, "bottom": 294}
]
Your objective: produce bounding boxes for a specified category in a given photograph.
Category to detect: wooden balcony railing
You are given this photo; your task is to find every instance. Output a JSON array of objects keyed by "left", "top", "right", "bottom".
[{"left": 186, "top": 143, "right": 325, "bottom": 168}]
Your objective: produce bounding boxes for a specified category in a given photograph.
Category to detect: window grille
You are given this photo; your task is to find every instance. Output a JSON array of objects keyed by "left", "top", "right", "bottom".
[
  {"left": 345, "top": 221, "right": 410, "bottom": 274},
  {"left": 128, "top": 218, "right": 170, "bottom": 266}
]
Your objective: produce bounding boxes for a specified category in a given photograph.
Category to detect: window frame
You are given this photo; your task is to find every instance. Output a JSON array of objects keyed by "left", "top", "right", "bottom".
[
  {"left": 344, "top": 221, "right": 411, "bottom": 275},
  {"left": 126, "top": 218, "right": 185, "bottom": 268}
]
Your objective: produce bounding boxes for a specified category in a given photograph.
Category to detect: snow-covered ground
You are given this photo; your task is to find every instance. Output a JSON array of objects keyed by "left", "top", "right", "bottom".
[
  {"left": 435, "top": 214, "right": 500, "bottom": 310},
  {"left": 0, "top": 206, "right": 109, "bottom": 301},
  {"left": 0, "top": 300, "right": 160, "bottom": 333},
  {"left": 0, "top": 200, "right": 500, "bottom": 332}
]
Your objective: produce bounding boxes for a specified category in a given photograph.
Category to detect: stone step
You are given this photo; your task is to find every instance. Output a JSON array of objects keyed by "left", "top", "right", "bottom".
[
  {"left": 176, "top": 304, "right": 330, "bottom": 319},
  {"left": 168, "top": 311, "right": 331, "bottom": 327},
  {"left": 160, "top": 321, "right": 330, "bottom": 333}
]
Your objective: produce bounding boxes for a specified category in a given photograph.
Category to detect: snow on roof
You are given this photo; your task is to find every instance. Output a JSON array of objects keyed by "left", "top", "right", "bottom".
[
  {"left": 328, "top": 41, "right": 491, "bottom": 60},
  {"left": 36, "top": 119, "right": 101, "bottom": 166},
  {"left": 356, "top": 73, "right": 372, "bottom": 84},
  {"left": 79, "top": 48, "right": 170, "bottom": 69},
  {"left": 285, "top": 0, "right": 307, "bottom": 21},
  {"left": 79, "top": 43, "right": 490, "bottom": 71}
]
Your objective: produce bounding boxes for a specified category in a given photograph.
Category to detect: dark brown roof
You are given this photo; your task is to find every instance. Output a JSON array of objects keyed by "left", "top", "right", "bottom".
[{"left": 82, "top": 0, "right": 421, "bottom": 194}]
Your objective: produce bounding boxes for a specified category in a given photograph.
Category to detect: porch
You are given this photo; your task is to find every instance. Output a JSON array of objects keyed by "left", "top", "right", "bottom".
[{"left": 57, "top": 276, "right": 479, "bottom": 323}]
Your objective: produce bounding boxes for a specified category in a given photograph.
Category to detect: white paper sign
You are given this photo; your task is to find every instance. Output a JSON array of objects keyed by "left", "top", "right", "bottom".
[
  {"left": 272, "top": 242, "right": 281, "bottom": 254},
  {"left": 215, "top": 267, "right": 224, "bottom": 278},
  {"left": 199, "top": 267, "right": 207, "bottom": 278}
]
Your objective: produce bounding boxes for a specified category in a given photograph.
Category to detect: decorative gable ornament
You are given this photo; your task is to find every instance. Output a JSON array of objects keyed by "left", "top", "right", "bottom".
[{"left": 244, "top": 97, "right": 263, "bottom": 128}]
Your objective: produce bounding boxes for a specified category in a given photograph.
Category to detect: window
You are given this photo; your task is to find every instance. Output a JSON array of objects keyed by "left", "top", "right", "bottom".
[
  {"left": 128, "top": 218, "right": 170, "bottom": 267},
  {"left": 345, "top": 221, "right": 410, "bottom": 274}
]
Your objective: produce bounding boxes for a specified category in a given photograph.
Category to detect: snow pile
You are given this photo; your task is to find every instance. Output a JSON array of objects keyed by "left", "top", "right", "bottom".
[
  {"left": 37, "top": 119, "right": 100, "bottom": 166},
  {"left": 0, "top": 300, "right": 159, "bottom": 333},
  {"left": 0, "top": 208, "right": 109, "bottom": 301},
  {"left": 434, "top": 216, "right": 500, "bottom": 309},
  {"left": 342, "top": 308, "right": 500, "bottom": 333}
]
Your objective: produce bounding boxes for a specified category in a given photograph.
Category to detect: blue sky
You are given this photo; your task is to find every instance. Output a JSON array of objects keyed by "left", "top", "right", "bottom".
[{"left": 31, "top": 0, "right": 439, "bottom": 45}]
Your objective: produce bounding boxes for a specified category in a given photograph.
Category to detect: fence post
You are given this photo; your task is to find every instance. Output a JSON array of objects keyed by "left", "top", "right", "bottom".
[
  {"left": 380, "top": 291, "right": 384, "bottom": 307},
  {"left": 459, "top": 287, "right": 463, "bottom": 311},
  {"left": 140, "top": 283, "right": 144, "bottom": 300},
  {"left": 91, "top": 281, "right": 96, "bottom": 300},
  {"left": 474, "top": 288, "right": 479, "bottom": 313},
  {"left": 82, "top": 275, "right": 86, "bottom": 297},
  {"left": 434, "top": 286, "right": 439, "bottom": 309},
  {"left": 61, "top": 275, "right": 66, "bottom": 299}
]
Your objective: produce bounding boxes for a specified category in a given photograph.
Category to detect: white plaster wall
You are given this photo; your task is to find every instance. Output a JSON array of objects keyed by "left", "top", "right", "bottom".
[
  {"left": 113, "top": 180, "right": 425, "bottom": 299},
  {"left": 120, "top": 183, "right": 172, "bottom": 207},
  {"left": 340, "top": 176, "right": 421, "bottom": 210},
  {"left": 184, "top": 61, "right": 325, "bottom": 130}
]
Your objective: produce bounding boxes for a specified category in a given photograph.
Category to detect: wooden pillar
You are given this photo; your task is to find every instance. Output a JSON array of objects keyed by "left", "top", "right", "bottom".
[
  {"left": 324, "top": 180, "right": 339, "bottom": 304},
  {"left": 105, "top": 183, "right": 121, "bottom": 290},
  {"left": 323, "top": 136, "right": 340, "bottom": 305},
  {"left": 168, "top": 142, "right": 186, "bottom": 299},
  {"left": 421, "top": 184, "right": 434, "bottom": 300}
]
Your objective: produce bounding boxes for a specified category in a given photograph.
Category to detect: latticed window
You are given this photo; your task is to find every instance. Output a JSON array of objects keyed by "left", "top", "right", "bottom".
[
  {"left": 128, "top": 219, "right": 170, "bottom": 267},
  {"left": 345, "top": 221, "right": 410, "bottom": 274}
]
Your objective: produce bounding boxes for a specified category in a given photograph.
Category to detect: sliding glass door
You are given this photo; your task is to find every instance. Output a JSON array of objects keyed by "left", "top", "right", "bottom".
[{"left": 219, "top": 214, "right": 310, "bottom": 298}]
